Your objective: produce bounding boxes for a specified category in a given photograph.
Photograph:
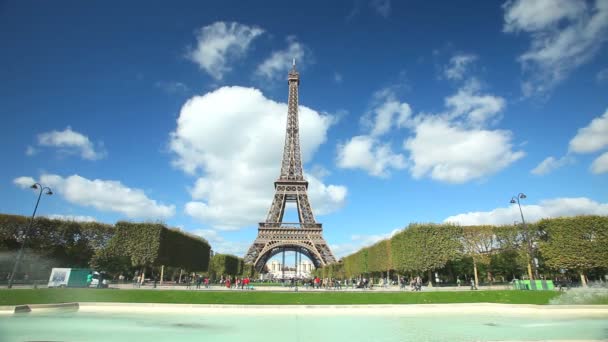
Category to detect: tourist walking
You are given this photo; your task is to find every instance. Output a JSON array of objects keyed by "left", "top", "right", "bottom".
[{"left": 415, "top": 276, "right": 422, "bottom": 291}]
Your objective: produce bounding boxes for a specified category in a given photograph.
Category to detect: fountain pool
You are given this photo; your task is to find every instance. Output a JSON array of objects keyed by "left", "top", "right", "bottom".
[{"left": 1, "top": 304, "right": 606, "bottom": 342}]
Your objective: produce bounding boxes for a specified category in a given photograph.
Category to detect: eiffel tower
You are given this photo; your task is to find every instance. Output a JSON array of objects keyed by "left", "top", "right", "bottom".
[{"left": 244, "top": 61, "right": 337, "bottom": 273}]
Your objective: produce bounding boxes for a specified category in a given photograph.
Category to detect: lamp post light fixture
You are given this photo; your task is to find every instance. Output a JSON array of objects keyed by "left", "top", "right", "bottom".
[
  {"left": 510, "top": 192, "right": 537, "bottom": 281},
  {"left": 7, "top": 183, "right": 53, "bottom": 289}
]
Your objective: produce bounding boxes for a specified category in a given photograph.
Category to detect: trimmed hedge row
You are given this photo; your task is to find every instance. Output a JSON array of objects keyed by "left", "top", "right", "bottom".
[
  {"left": 208, "top": 253, "right": 255, "bottom": 280},
  {"left": 101, "top": 221, "right": 211, "bottom": 272},
  {"left": 0, "top": 214, "right": 211, "bottom": 280},
  {"left": 0, "top": 214, "right": 114, "bottom": 279},
  {"left": 318, "top": 216, "right": 608, "bottom": 284}
]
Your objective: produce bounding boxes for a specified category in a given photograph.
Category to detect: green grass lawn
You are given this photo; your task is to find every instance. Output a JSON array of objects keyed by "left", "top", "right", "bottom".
[{"left": 0, "top": 289, "right": 564, "bottom": 306}]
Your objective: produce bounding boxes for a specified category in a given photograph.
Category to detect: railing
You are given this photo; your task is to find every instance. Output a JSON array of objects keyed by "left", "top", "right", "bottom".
[{"left": 259, "top": 222, "right": 322, "bottom": 229}]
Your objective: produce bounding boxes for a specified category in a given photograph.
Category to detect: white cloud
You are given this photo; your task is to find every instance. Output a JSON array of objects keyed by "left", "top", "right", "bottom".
[
  {"left": 444, "top": 197, "right": 608, "bottom": 225},
  {"left": 15, "top": 174, "right": 175, "bottom": 219},
  {"left": 336, "top": 89, "right": 410, "bottom": 177},
  {"left": 193, "top": 229, "right": 250, "bottom": 256},
  {"left": 445, "top": 81, "right": 505, "bottom": 126},
  {"left": 531, "top": 156, "right": 572, "bottom": 175},
  {"left": 186, "top": 21, "right": 264, "bottom": 80},
  {"left": 255, "top": 37, "right": 308, "bottom": 81},
  {"left": 309, "top": 164, "right": 331, "bottom": 179},
  {"left": 569, "top": 108, "right": 608, "bottom": 153},
  {"left": 531, "top": 108, "right": 608, "bottom": 175},
  {"left": 403, "top": 82, "right": 521, "bottom": 183},
  {"left": 331, "top": 228, "right": 400, "bottom": 258},
  {"left": 363, "top": 89, "right": 412, "bottom": 136},
  {"left": 591, "top": 151, "right": 608, "bottom": 174},
  {"left": 307, "top": 173, "right": 348, "bottom": 215},
  {"left": 503, "top": 0, "right": 608, "bottom": 96},
  {"left": 444, "top": 54, "right": 478, "bottom": 80},
  {"left": 37, "top": 127, "right": 106, "bottom": 160},
  {"left": 404, "top": 116, "right": 524, "bottom": 183},
  {"left": 503, "top": 0, "right": 587, "bottom": 33},
  {"left": 370, "top": 0, "right": 391, "bottom": 17},
  {"left": 336, "top": 135, "right": 406, "bottom": 177},
  {"left": 170, "top": 86, "right": 347, "bottom": 229},
  {"left": 337, "top": 82, "right": 519, "bottom": 183},
  {"left": 13, "top": 176, "right": 36, "bottom": 188},
  {"left": 46, "top": 214, "right": 97, "bottom": 222}
]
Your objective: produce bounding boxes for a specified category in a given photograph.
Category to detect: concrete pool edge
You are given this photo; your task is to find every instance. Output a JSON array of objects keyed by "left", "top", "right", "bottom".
[
  {"left": 0, "top": 302, "right": 79, "bottom": 315},
  {"left": 2, "top": 303, "right": 607, "bottom": 316}
]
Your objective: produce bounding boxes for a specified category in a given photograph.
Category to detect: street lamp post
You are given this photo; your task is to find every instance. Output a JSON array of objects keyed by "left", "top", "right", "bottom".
[
  {"left": 510, "top": 193, "right": 537, "bottom": 281},
  {"left": 7, "top": 183, "right": 53, "bottom": 289}
]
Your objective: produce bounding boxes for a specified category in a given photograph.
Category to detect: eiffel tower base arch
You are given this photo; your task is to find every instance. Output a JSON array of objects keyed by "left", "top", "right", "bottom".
[
  {"left": 245, "top": 226, "right": 336, "bottom": 273},
  {"left": 250, "top": 242, "right": 321, "bottom": 273}
]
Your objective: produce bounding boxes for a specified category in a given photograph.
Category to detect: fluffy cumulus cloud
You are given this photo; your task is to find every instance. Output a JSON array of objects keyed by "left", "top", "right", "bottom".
[
  {"left": 404, "top": 117, "right": 524, "bottom": 183},
  {"left": 336, "top": 136, "right": 406, "bottom": 177},
  {"left": 255, "top": 37, "right": 308, "bottom": 81},
  {"left": 591, "top": 151, "right": 608, "bottom": 174},
  {"left": 193, "top": 229, "right": 251, "bottom": 256},
  {"left": 187, "top": 21, "right": 264, "bottom": 80},
  {"left": 363, "top": 89, "right": 412, "bottom": 137},
  {"left": 331, "top": 228, "right": 401, "bottom": 258},
  {"left": 570, "top": 108, "right": 608, "bottom": 174},
  {"left": 170, "top": 86, "right": 347, "bottom": 230},
  {"left": 336, "top": 89, "right": 409, "bottom": 177},
  {"left": 14, "top": 174, "right": 175, "bottom": 219},
  {"left": 444, "top": 54, "right": 478, "bottom": 80},
  {"left": 444, "top": 81, "right": 505, "bottom": 126},
  {"left": 569, "top": 108, "right": 608, "bottom": 153},
  {"left": 532, "top": 108, "right": 608, "bottom": 175},
  {"left": 402, "top": 80, "right": 522, "bottom": 183},
  {"left": 444, "top": 197, "right": 608, "bottom": 225},
  {"left": 36, "top": 126, "right": 105, "bottom": 160},
  {"left": 503, "top": 0, "right": 608, "bottom": 96},
  {"left": 531, "top": 156, "right": 572, "bottom": 175},
  {"left": 337, "top": 82, "right": 521, "bottom": 183},
  {"left": 13, "top": 176, "right": 36, "bottom": 188}
]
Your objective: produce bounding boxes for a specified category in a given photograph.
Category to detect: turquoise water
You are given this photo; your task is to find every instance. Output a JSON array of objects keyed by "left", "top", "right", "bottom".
[{"left": 1, "top": 311, "right": 607, "bottom": 341}]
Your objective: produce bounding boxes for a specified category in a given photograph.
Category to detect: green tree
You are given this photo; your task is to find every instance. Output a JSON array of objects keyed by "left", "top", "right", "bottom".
[
  {"left": 208, "top": 254, "right": 241, "bottom": 280},
  {"left": 367, "top": 239, "right": 392, "bottom": 278},
  {"left": 461, "top": 225, "right": 496, "bottom": 287},
  {"left": 103, "top": 222, "right": 210, "bottom": 281},
  {"left": 391, "top": 223, "right": 462, "bottom": 285},
  {"left": 537, "top": 216, "right": 608, "bottom": 286}
]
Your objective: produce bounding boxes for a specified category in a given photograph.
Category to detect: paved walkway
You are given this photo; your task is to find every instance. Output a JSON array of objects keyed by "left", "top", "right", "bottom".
[
  {"left": 1, "top": 283, "right": 513, "bottom": 292},
  {"left": 110, "top": 283, "right": 512, "bottom": 292}
]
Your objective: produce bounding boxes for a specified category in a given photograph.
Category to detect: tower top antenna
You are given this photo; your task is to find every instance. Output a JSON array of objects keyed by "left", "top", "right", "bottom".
[{"left": 292, "top": 58, "right": 296, "bottom": 67}]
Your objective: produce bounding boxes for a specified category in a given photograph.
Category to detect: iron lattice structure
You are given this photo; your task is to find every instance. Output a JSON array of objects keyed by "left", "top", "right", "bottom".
[{"left": 244, "top": 64, "right": 337, "bottom": 272}]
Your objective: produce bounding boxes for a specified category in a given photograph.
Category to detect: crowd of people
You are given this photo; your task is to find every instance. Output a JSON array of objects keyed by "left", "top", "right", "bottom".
[{"left": 221, "top": 276, "right": 253, "bottom": 290}]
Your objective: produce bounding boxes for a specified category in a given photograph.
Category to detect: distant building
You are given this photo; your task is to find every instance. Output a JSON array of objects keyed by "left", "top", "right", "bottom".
[{"left": 267, "top": 259, "right": 314, "bottom": 279}]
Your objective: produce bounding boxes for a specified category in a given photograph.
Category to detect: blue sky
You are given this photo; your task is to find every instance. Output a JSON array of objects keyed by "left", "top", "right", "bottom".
[{"left": 1, "top": 0, "right": 608, "bottom": 261}]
